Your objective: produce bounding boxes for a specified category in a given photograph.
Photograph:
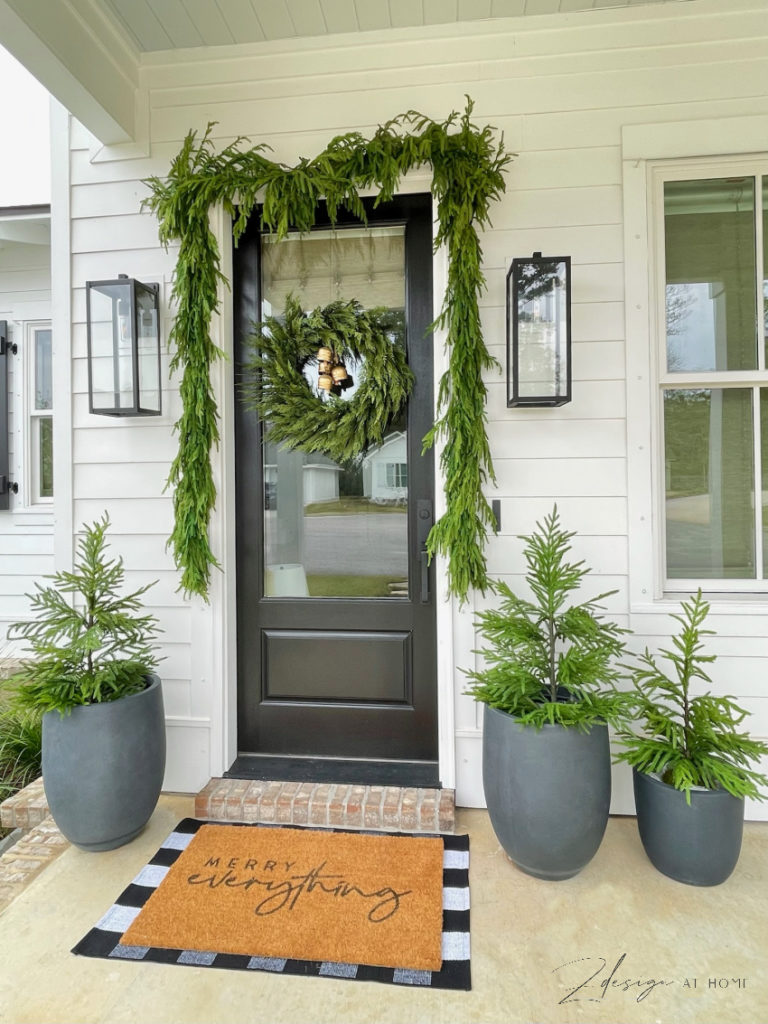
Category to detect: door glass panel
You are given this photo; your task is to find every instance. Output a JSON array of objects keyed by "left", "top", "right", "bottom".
[
  {"left": 664, "top": 177, "right": 756, "bottom": 372},
  {"left": 664, "top": 387, "right": 755, "bottom": 578},
  {"left": 261, "top": 226, "right": 408, "bottom": 599}
]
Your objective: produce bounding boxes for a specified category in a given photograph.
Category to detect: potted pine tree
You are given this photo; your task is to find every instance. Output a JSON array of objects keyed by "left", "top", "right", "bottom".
[
  {"left": 7, "top": 514, "right": 165, "bottom": 852},
  {"left": 466, "top": 506, "right": 631, "bottom": 880},
  {"left": 616, "top": 590, "right": 768, "bottom": 886}
]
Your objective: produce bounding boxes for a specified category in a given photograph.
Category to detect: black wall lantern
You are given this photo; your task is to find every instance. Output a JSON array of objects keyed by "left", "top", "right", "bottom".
[
  {"left": 507, "top": 252, "right": 571, "bottom": 407},
  {"left": 86, "top": 275, "right": 161, "bottom": 416}
]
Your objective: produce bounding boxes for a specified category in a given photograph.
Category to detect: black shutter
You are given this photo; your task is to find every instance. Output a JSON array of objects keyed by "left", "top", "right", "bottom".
[{"left": 0, "top": 321, "right": 10, "bottom": 510}]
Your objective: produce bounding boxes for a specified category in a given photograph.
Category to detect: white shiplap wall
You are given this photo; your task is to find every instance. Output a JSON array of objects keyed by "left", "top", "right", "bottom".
[
  {"left": 0, "top": 241, "right": 53, "bottom": 644},
  {"left": 66, "top": 0, "right": 768, "bottom": 811}
]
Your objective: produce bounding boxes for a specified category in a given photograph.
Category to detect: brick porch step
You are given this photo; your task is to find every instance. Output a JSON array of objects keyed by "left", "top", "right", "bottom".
[
  {"left": 195, "top": 778, "right": 455, "bottom": 834},
  {"left": 0, "top": 777, "right": 49, "bottom": 831},
  {"left": 1, "top": 775, "right": 456, "bottom": 835}
]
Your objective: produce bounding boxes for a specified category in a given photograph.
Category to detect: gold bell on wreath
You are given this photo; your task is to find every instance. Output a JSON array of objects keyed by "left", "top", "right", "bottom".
[
  {"left": 318, "top": 373, "right": 333, "bottom": 392},
  {"left": 317, "top": 346, "right": 333, "bottom": 363},
  {"left": 331, "top": 363, "right": 349, "bottom": 384}
]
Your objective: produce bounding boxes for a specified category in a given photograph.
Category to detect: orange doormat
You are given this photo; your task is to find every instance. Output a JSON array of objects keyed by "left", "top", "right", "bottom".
[{"left": 121, "top": 822, "right": 445, "bottom": 972}]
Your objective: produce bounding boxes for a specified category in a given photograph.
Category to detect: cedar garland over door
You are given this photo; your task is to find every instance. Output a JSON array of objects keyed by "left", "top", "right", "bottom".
[{"left": 232, "top": 195, "right": 438, "bottom": 786}]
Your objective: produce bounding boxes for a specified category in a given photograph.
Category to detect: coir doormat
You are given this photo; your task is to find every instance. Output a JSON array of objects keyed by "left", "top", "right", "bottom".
[{"left": 73, "top": 818, "right": 471, "bottom": 990}]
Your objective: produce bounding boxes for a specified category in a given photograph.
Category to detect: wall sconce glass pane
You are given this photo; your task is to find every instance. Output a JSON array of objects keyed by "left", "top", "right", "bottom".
[
  {"left": 86, "top": 275, "right": 161, "bottom": 416},
  {"left": 507, "top": 253, "right": 571, "bottom": 407}
]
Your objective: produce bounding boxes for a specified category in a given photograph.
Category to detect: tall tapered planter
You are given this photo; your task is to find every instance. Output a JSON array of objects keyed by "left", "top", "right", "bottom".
[
  {"left": 633, "top": 769, "right": 744, "bottom": 886},
  {"left": 42, "top": 674, "right": 166, "bottom": 852},
  {"left": 483, "top": 705, "right": 611, "bottom": 880}
]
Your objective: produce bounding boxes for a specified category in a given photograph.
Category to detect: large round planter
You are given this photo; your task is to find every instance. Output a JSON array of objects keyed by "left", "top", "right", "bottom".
[
  {"left": 482, "top": 705, "right": 611, "bottom": 880},
  {"left": 633, "top": 768, "right": 744, "bottom": 886},
  {"left": 42, "top": 674, "right": 166, "bottom": 852}
]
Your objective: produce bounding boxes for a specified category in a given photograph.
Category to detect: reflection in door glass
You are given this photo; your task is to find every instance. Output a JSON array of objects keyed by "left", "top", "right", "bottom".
[{"left": 261, "top": 226, "right": 409, "bottom": 599}]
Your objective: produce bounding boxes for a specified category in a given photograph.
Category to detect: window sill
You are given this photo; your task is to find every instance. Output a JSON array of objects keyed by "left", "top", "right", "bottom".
[{"left": 631, "top": 592, "right": 768, "bottom": 617}]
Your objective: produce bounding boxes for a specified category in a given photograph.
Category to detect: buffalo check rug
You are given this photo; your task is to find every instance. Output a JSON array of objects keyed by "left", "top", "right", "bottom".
[{"left": 73, "top": 818, "right": 471, "bottom": 990}]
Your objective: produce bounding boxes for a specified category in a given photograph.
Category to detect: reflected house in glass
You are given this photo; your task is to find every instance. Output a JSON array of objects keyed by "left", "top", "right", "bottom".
[
  {"left": 507, "top": 253, "right": 571, "bottom": 407},
  {"left": 362, "top": 431, "right": 408, "bottom": 504}
]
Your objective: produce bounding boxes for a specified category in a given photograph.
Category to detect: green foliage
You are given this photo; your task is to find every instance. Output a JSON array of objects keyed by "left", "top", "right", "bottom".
[
  {"left": 465, "top": 506, "right": 630, "bottom": 729},
  {"left": 0, "top": 696, "right": 42, "bottom": 802},
  {"left": 616, "top": 590, "right": 768, "bottom": 802},
  {"left": 143, "top": 97, "right": 511, "bottom": 601},
  {"left": 241, "top": 295, "right": 414, "bottom": 464},
  {"left": 7, "top": 515, "right": 161, "bottom": 715}
]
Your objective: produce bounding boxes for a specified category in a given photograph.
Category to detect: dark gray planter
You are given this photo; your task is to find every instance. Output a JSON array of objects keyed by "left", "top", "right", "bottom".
[
  {"left": 42, "top": 674, "right": 166, "bottom": 852},
  {"left": 633, "top": 768, "right": 744, "bottom": 886},
  {"left": 482, "top": 705, "right": 611, "bottom": 880}
]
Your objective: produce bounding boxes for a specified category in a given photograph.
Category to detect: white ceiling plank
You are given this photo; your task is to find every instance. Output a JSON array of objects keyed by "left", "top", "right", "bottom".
[
  {"left": 557, "top": 0, "right": 593, "bottom": 12},
  {"left": 0, "top": 221, "right": 50, "bottom": 246},
  {"left": 179, "top": 0, "right": 235, "bottom": 45},
  {"left": 353, "top": 0, "right": 388, "bottom": 32},
  {"left": 107, "top": 0, "right": 174, "bottom": 51},
  {"left": 388, "top": 0, "right": 424, "bottom": 29},
  {"left": 216, "top": 0, "right": 266, "bottom": 42},
  {"left": 142, "top": 0, "right": 203, "bottom": 48},
  {"left": 0, "top": 0, "right": 137, "bottom": 143},
  {"left": 284, "top": 0, "right": 328, "bottom": 36},
  {"left": 251, "top": 0, "right": 296, "bottom": 39},
  {"left": 423, "top": 0, "right": 457, "bottom": 25},
  {"left": 490, "top": 0, "right": 525, "bottom": 16},
  {"left": 592, "top": 0, "right": 629, "bottom": 9},
  {"left": 458, "top": 0, "right": 491, "bottom": 20},
  {"left": 523, "top": 0, "right": 561, "bottom": 14},
  {"left": 320, "top": 0, "right": 359, "bottom": 34}
]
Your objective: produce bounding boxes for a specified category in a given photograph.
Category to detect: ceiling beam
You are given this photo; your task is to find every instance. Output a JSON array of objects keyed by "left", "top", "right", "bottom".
[
  {"left": 0, "top": 218, "right": 50, "bottom": 246},
  {"left": 0, "top": 0, "right": 140, "bottom": 145}
]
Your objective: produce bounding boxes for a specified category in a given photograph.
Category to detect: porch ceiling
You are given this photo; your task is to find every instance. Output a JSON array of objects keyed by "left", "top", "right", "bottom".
[
  {"left": 103, "top": 0, "right": 695, "bottom": 52},
  {"left": 0, "top": 0, "right": 702, "bottom": 146}
]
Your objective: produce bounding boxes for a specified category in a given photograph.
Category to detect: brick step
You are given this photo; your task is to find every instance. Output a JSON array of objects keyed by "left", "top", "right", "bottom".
[
  {"left": 1, "top": 775, "right": 456, "bottom": 835},
  {"left": 0, "top": 777, "right": 49, "bottom": 831},
  {"left": 195, "top": 778, "right": 455, "bottom": 834}
]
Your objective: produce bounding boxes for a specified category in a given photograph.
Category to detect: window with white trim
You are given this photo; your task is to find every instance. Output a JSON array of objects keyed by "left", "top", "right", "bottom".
[
  {"left": 27, "top": 322, "right": 53, "bottom": 502},
  {"left": 385, "top": 462, "right": 407, "bottom": 489},
  {"left": 655, "top": 167, "right": 768, "bottom": 590}
]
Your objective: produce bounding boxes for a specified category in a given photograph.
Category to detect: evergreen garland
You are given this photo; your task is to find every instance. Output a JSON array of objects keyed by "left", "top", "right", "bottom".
[
  {"left": 241, "top": 296, "right": 413, "bottom": 465},
  {"left": 144, "top": 98, "right": 510, "bottom": 600}
]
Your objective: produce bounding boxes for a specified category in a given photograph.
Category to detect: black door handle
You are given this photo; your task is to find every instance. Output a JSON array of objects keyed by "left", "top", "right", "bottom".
[
  {"left": 420, "top": 549, "right": 430, "bottom": 603},
  {"left": 416, "top": 499, "right": 433, "bottom": 604}
]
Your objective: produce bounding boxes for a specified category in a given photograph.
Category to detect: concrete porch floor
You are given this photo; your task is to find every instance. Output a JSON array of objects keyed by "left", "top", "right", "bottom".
[{"left": 0, "top": 795, "right": 765, "bottom": 1024}]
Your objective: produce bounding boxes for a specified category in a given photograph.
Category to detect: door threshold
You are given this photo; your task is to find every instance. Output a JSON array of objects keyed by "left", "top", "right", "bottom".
[
  {"left": 196, "top": 775, "right": 455, "bottom": 833},
  {"left": 224, "top": 755, "right": 440, "bottom": 788}
]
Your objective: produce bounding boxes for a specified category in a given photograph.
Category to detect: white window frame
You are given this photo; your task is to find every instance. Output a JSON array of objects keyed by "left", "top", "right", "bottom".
[
  {"left": 385, "top": 462, "right": 407, "bottom": 489},
  {"left": 653, "top": 160, "right": 768, "bottom": 595},
  {"left": 25, "top": 320, "right": 53, "bottom": 506},
  {"left": 624, "top": 117, "right": 768, "bottom": 611}
]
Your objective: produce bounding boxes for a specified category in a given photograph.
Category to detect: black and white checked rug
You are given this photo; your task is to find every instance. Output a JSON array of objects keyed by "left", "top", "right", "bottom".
[{"left": 73, "top": 818, "right": 471, "bottom": 990}]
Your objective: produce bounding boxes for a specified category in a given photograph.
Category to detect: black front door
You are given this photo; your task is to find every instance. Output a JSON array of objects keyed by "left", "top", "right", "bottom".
[{"left": 232, "top": 194, "right": 437, "bottom": 786}]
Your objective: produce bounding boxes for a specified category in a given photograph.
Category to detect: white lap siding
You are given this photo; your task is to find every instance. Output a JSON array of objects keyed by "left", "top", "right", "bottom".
[
  {"left": 0, "top": 241, "right": 52, "bottom": 644},
  {"left": 64, "top": 0, "right": 768, "bottom": 812}
]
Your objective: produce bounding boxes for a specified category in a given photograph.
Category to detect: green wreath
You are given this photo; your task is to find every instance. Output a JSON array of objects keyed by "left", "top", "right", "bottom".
[{"left": 242, "top": 295, "right": 414, "bottom": 464}]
